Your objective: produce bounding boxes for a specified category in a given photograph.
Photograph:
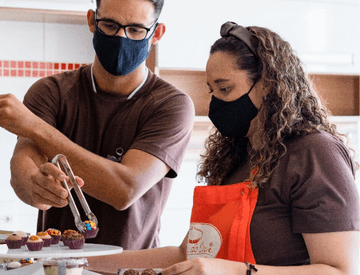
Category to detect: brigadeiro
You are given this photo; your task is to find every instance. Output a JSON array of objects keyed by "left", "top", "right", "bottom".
[
  {"left": 82, "top": 220, "right": 99, "bottom": 239},
  {"left": 67, "top": 232, "right": 85, "bottom": 250},
  {"left": 141, "top": 269, "right": 157, "bottom": 275},
  {"left": 26, "top": 235, "right": 44, "bottom": 251},
  {"left": 46, "top": 228, "right": 62, "bottom": 244},
  {"left": 62, "top": 229, "right": 78, "bottom": 246},
  {"left": 13, "top": 230, "right": 29, "bottom": 245},
  {"left": 37, "top": 231, "right": 53, "bottom": 247},
  {"left": 123, "top": 269, "right": 140, "bottom": 275},
  {"left": 5, "top": 234, "right": 23, "bottom": 249}
]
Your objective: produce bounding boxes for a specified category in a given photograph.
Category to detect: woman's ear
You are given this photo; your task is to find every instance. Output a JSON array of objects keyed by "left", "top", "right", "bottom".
[
  {"left": 151, "top": 23, "right": 166, "bottom": 45},
  {"left": 87, "top": 9, "right": 96, "bottom": 33}
]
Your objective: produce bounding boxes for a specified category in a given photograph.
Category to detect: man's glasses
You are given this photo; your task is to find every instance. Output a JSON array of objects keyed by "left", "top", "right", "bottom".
[{"left": 95, "top": 11, "right": 158, "bottom": 41}]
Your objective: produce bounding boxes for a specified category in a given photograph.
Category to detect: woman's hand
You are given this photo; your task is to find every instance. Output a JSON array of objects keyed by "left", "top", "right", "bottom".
[{"left": 160, "top": 258, "right": 243, "bottom": 275}]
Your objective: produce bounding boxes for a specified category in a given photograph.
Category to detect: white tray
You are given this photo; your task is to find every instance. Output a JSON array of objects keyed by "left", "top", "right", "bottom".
[
  {"left": 0, "top": 243, "right": 123, "bottom": 259},
  {"left": 1, "top": 262, "right": 102, "bottom": 275}
]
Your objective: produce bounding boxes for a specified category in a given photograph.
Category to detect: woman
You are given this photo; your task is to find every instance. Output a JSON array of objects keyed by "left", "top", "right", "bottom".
[{"left": 88, "top": 22, "right": 359, "bottom": 275}]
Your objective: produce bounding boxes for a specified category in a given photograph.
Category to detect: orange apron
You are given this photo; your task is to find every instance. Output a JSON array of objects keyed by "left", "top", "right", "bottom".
[{"left": 187, "top": 182, "right": 258, "bottom": 264}]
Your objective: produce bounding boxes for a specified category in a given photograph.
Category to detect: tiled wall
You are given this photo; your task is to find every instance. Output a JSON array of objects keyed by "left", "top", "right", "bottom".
[
  {"left": 0, "top": 60, "right": 88, "bottom": 78},
  {"left": 0, "top": 20, "right": 94, "bottom": 234}
]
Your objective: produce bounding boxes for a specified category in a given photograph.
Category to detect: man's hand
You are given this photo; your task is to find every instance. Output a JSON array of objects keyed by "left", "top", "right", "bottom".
[
  {"left": 29, "top": 162, "right": 84, "bottom": 210},
  {"left": 0, "top": 93, "right": 41, "bottom": 138},
  {"left": 12, "top": 160, "right": 84, "bottom": 211}
]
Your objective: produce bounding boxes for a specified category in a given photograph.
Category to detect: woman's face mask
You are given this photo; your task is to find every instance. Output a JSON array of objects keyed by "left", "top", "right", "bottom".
[{"left": 208, "top": 82, "right": 258, "bottom": 138}]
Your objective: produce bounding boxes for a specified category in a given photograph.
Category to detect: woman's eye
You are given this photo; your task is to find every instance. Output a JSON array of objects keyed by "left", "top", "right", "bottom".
[{"left": 220, "top": 87, "right": 230, "bottom": 92}]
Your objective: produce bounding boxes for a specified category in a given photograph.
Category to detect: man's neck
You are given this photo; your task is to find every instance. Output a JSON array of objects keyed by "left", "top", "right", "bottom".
[{"left": 92, "top": 58, "right": 147, "bottom": 95}]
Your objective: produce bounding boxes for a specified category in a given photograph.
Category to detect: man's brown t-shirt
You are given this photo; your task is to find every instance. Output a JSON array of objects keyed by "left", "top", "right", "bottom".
[{"left": 24, "top": 65, "right": 195, "bottom": 249}]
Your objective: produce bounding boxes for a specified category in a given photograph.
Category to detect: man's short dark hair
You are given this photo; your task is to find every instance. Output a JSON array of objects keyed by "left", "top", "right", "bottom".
[{"left": 96, "top": 0, "right": 164, "bottom": 18}]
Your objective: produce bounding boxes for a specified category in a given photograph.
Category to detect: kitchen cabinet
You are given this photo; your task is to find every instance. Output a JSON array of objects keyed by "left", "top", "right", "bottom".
[
  {"left": 0, "top": 0, "right": 95, "bottom": 12},
  {"left": 159, "top": 69, "right": 360, "bottom": 117}
]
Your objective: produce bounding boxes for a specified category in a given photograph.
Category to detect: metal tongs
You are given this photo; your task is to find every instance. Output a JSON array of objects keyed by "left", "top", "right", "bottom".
[{"left": 52, "top": 154, "right": 98, "bottom": 233}]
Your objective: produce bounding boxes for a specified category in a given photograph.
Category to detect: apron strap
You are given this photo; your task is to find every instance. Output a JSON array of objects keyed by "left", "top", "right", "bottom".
[{"left": 228, "top": 185, "right": 258, "bottom": 263}]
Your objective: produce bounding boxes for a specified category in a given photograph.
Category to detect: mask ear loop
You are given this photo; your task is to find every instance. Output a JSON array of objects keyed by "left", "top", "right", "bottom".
[{"left": 247, "top": 78, "right": 258, "bottom": 95}]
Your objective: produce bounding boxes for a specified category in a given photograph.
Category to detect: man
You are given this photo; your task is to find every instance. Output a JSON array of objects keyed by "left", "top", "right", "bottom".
[{"left": 0, "top": 0, "right": 194, "bottom": 249}]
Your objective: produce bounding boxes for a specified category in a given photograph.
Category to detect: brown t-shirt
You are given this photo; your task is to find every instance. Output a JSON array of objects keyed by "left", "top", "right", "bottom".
[
  {"left": 23, "top": 65, "right": 195, "bottom": 249},
  {"left": 223, "top": 131, "right": 360, "bottom": 265}
]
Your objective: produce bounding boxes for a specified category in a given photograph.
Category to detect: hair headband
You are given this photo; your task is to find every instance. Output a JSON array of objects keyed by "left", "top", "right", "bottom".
[{"left": 220, "top": 21, "right": 258, "bottom": 58}]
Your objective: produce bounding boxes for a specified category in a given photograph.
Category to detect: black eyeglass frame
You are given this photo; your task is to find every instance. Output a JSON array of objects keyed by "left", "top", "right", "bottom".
[{"left": 94, "top": 10, "right": 158, "bottom": 41}]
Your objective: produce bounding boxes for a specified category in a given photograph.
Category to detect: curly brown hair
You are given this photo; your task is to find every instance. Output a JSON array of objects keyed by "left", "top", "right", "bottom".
[{"left": 197, "top": 25, "right": 347, "bottom": 187}]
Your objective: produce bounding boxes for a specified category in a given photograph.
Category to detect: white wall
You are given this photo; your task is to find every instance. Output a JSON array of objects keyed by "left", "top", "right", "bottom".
[{"left": 159, "top": 0, "right": 360, "bottom": 74}]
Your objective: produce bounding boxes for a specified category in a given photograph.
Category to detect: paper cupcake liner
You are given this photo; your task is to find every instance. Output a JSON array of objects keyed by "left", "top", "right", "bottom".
[
  {"left": 51, "top": 235, "right": 61, "bottom": 244},
  {"left": 26, "top": 242, "right": 44, "bottom": 251},
  {"left": 62, "top": 238, "right": 71, "bottom": 246},
  {"left": 68, "top": 239, "right": 85, "bottom": 250},
  {"left": 5, "top": 239, "right": 23, "bottom": 249},
  {"left": 82, "top": 228, "right": 99, "bottom": 239},
  {"left": 21, "top": 236, "right": 29, "bottom": 245},
  {"left": 42, "top": 238, "right": 53, "bottom": 247}
]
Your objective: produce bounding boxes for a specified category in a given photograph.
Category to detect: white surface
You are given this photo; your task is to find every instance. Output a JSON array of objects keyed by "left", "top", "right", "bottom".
[
  {"left": 0, "top": 243, "right": 123, "bottom": 259},
  {"left": 3, "top": 262, "right": 45, "bottom": 275},
  {"left": 158, "top": 0, "right": 359, "bottom": 74},
  {"left": 1, "top": 261, "right": 102, "bottom": 274},
  {"left": 0, "top": 21, "right": 95, "bottom": 63},
  {"left": 44, "top": 23, "right": 94, "bottom": 63}
]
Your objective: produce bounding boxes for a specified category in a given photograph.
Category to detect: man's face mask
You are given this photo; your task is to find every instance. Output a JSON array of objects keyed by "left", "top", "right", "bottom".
[{"left": 93, "top": 12, "right": 158, "bottom": 76}]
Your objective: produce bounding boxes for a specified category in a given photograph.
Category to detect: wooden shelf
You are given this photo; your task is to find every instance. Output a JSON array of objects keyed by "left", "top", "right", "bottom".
[
  {"left": 159, "top": 69, "right": 360, "bottom": 116},
  {"left": 0, "top": 7, "right": 87, "bottom": 24}
]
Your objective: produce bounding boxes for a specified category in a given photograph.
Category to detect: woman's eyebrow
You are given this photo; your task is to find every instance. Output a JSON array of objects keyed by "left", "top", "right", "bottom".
[{"left": 214, "top": 79, "right": 230, "bottom": 84}]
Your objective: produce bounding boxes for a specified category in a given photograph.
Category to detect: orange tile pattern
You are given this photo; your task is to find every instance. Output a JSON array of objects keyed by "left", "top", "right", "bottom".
[{"left": 0, "top": 60, "right": 89, "bottom": 77}]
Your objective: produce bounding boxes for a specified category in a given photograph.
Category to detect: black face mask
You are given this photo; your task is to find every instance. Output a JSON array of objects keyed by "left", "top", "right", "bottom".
[{"left": 208, "top": 82, "right": 258, "bottom": 138}]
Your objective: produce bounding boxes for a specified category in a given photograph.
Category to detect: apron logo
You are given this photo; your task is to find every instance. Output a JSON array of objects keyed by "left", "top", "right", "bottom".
[
  {"left": 187, "top": 223, "right": 222, "bottom": 259},
  {"left": 106, "top": 147, "right": 124, "bottom": 163}
]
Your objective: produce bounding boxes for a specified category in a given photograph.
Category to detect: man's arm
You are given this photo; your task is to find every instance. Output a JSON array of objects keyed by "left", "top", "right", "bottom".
[
  {"left": 28, "top": 118, "right": 170, "bottom": 211},
  {"left": 2, "top": 93, "right": 170, "bottom": 211}
]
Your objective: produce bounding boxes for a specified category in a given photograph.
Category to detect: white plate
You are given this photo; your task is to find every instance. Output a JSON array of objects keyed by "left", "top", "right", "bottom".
[
  {"left": 0, "top": 234, "right": 9, "bottom": 244},
  {"left": 0, "top": 243, "right": 123, "bottom": 259}
]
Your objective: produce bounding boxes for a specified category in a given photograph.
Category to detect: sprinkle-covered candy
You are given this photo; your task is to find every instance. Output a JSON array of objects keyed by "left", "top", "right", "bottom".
[
  {"left": 83, "top": 220, "right": 97, "bottom": 231},
  {"left": 46, "top": 228, "right": 61, "bottom": 236}
]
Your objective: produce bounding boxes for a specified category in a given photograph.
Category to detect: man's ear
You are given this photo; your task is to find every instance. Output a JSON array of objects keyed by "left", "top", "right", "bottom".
[
  {"left": 87, "top": 9, "right": 96, "bottom": 33},
  {"left": 151, "top": 23, "right": 166, "bottom": 45}
]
